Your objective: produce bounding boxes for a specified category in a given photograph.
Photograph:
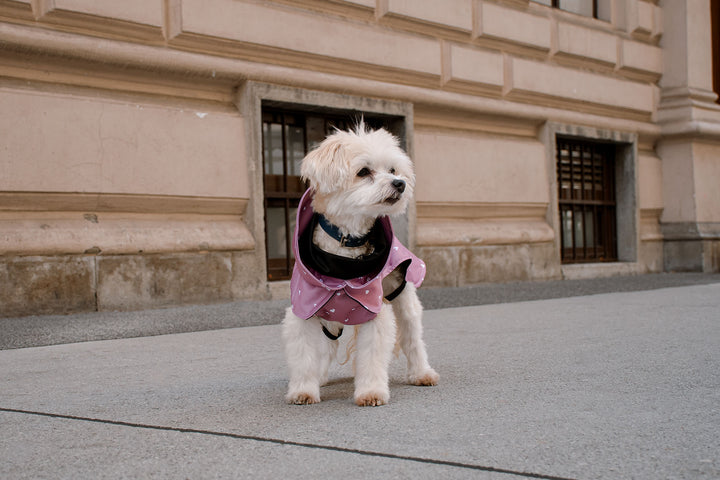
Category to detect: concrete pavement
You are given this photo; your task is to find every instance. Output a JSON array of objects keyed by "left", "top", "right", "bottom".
[
  {"left": 1, "top": 279, "right": 720, "bottom": 479},
  {"left": 3, "top": 272, "right": 720, "bottom": 350}
]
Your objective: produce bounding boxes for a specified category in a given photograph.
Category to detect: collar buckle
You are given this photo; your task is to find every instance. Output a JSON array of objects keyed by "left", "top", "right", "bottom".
[
  {"left": 339, "top": 235, "right": 355, "bottom": 248},
  {"left": 318, "top": 214, "right": 369, "bottom": 248}
]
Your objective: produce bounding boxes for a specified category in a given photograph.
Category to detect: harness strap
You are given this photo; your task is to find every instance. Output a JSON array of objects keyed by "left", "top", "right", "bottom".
[
  {"left": 322, "top": 325, "right": 343, "bottom": 341},
  {"left": 384, "top": 279, "right": 407, "bottom": 302}
]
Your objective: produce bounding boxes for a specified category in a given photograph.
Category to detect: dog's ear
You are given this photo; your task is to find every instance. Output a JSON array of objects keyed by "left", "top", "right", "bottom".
[{"left": 300, "top": 135, "right": 350, "bottom": 194}]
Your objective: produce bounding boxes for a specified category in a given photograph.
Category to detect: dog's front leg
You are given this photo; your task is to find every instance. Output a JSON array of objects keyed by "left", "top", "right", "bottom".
[
  {"left": 353, "top": 306, "right": 396, "bottom": 406},
  {"left": 391, "top": 283, "right": 439, "bottom": 386},
  {"left": 282, "top": 309, "right": 335, "bottom": 405}
]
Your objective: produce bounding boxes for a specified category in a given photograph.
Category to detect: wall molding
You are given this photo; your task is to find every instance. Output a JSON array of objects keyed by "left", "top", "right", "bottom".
[
  {"left": 417, "top": 201, "right": 548, "bottom": 220},
  {"left": 414, "top": 105, "right": 541, "bottom": 138},
  {"left": 0, "top": 21, "right": 662, "bottom": 138},
  {"left": 417, "top": 202, "right": 553, "bottom": 247},
  {"left": 0, "top": 211, "right": 255, "bottom": 256},
  {"left": 0, "top": 192, "right": 247, "bottom": 215}
]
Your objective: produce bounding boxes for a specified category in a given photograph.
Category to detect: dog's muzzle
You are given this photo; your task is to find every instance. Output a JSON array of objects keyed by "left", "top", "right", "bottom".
[{"left": 383, "top": 179, "right": 406, "bottom": 205}]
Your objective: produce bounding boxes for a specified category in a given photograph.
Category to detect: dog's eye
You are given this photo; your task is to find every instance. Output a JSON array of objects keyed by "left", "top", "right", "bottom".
[
  {"left": 389, "top": 168, "right": 396, "bottom": 174},
  {"left": 357, "top": 167, "right": 371, "bottom": 178}
]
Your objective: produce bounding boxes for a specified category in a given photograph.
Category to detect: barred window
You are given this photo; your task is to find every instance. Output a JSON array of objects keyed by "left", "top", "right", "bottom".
[{"left": 556, "top": 137, "right": 618, "bottom": 263}]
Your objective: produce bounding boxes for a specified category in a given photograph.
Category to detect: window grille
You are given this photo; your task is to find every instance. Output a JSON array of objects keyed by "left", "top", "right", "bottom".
[
  {"left": 262, "top": 111, "right": 307, "bottom": 281},
  {"left": 261, "top": 108, "right": 396, "bottom": 280},
  {"left": 556, "top": 137, "right": 617, "bottom": 263}
]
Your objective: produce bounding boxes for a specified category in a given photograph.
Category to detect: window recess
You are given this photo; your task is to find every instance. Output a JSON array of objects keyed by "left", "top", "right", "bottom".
[{"left": 556, "top": 137, "right": 618, "bottom": 263}]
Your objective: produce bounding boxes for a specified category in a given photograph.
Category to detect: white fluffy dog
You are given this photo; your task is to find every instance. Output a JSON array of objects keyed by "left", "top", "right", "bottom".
[{"left": 282, "top": 124, "right": 438, "bottom": 407}]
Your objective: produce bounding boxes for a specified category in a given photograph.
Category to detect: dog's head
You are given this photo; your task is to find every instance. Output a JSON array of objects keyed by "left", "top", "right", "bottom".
[{"left": 301, "top": 124, "right": 415, "bottom": 221}]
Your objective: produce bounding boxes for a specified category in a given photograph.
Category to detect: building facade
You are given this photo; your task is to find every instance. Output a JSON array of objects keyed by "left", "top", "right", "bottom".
[{"left": 1, "top": 0, "right": 719, "bottom": 317}]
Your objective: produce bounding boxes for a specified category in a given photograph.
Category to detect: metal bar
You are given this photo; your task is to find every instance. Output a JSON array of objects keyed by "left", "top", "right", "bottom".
[
  {"left": 281, "top": 115, "right": 288, "bottom": 194},
  {"left": 581, "top": 146, "right": 585, "bottom": 202},
  {"left": 261, "top": 121, "right": 271, "bottom": 278},
  {"left": 558, "top": 155, "right": 565, "bottom": 261},
  {"left": 557, "top": 141, "right": 566, "bottom": 261},
  {"left": 591, "top": 145, "right": 598, "bottom": 259},
  {"left": 581, "top": 204, "right": 587, "bottom": 260},
  {"left": 569, "top": 143, "right": 575, "bottom": 202},
  {"left": 593, "top": 204, "right": 598, "bottom": 259}
]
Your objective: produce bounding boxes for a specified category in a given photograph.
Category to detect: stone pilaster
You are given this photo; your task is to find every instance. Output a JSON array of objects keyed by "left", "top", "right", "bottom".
[{"left": 657, "top": 0, "right": 720, "bottom": 272}]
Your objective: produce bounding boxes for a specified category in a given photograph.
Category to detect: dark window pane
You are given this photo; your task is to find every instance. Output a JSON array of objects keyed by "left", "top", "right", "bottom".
[
  {"left": 265, "top": 205, "right": 288, "bottom": 260},
  {"left": 263, "top": 123, "right": 283, "bottom": 176},
  {"left": 287, "top": 126, "right": 305, "bottom": 177}
]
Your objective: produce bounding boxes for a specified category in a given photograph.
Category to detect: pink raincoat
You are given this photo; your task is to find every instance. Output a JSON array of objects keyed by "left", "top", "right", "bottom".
[{"left": 290, "top": 190, "right": 426, "bottom": 325}]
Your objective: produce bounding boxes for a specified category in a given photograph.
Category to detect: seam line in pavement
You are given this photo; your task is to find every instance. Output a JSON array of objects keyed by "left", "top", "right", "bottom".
[{"left": 1, "top": 407, "right": 576, "bottom": 480}]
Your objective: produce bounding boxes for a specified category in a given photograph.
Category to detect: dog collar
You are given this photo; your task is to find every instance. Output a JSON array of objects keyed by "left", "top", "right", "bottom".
[{"left": 317, "top": 214, "right": 370, "bottom": 247}]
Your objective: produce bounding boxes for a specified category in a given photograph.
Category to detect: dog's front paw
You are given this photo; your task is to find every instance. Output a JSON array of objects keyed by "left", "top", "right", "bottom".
[
  {"left": 354, "top": 390, "right": 389, "bottom": 407},
  {"left": 286, "top": 391, "right": 320, "bottom": 405},
  {"left": 409, "top": 368, "right": 439, "bottom": 386}
]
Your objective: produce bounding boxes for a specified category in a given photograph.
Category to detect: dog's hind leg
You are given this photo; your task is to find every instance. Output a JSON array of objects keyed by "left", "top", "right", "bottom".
[
  {"left": 353, "top": 306, "right": 396, "bottom": 406},
  {"left": 282, "top": 309, "right": 336, "bottom": 405},
  {"left": 391, "top": 283, "right": 439, "bottom": 386}
]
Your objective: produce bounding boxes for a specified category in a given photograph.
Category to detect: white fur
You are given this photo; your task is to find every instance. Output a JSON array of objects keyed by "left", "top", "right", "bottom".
[
  {"left": 300, "top": 125, "right": 416, "bottom": 237},
  {"left": 283, "top": 124, "right": 438, "bottom": 407}
]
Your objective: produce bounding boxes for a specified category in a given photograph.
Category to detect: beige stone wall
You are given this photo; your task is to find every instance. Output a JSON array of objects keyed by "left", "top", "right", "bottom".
[{"left": 1, "top": 0, "right": 719, "bottom": 316}]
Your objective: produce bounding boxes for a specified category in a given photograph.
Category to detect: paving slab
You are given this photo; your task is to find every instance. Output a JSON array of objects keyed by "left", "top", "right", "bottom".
[{"left": 1, "top": 283, "right": 719, "bottom": 479}]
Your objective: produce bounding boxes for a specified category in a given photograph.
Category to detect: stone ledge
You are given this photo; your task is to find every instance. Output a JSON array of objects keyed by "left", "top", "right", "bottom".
[
  {"left": 418, "top": 219, "right": 554, "bottom": 248},
  {"left": 416, "top": 201, "right": 554, "bottom": 248},
  {"left": 561, "top": 262, "right": 647, "bottom": 280},
  {"left": 657, "top": 120, "right": 720, "bottom": 142},
  {"left": 414, "top": 106, "right": 541, "bottom": 138},
  {"left": 640, "top": 208, "right": 663, "bottom": 242},
  {"left": 0, "top": 212, "right": 255, "bottom": 256},
  {"left": 661, "top": 222, "right": 720, "bottom": 241},
  {"left": 0, "top": 192, "right": 246, "bottom": 215},
  {"left": 418, "top": 201, "right": 548, "bottom": 220}
]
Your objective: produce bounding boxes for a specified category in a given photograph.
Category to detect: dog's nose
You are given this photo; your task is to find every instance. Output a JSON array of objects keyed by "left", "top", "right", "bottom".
[{"left": 392, "top": 179, "right": 406, "bottom": 193}]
